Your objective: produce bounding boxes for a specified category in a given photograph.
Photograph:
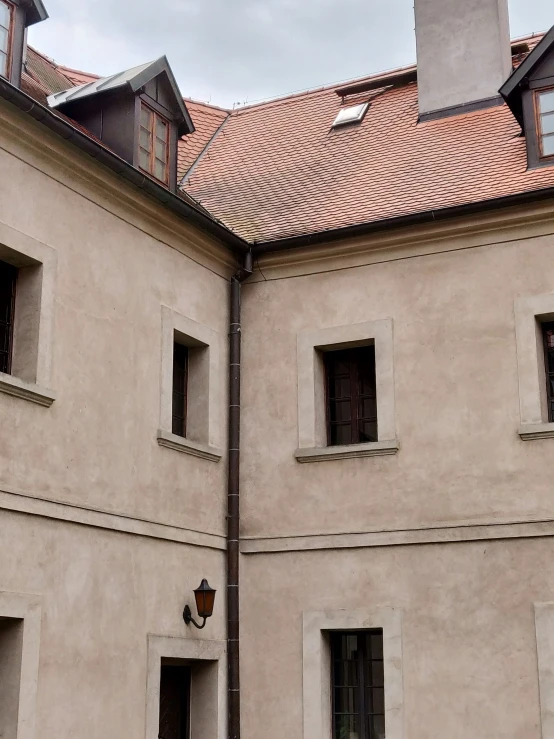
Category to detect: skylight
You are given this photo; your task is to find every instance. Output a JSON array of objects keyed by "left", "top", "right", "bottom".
[{"left": 332, "top": 102, "right": 369, "bottom": 128}]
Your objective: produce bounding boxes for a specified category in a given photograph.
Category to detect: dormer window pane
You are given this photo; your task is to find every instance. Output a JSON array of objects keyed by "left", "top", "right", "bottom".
[
  {"left": 541, "top": 113, "right": 554, "bottom": 136},
  {"left": 138, "top": 102, "right": 169, "bottom": 185},
  {"left": 536, "top": 89, "right": 554, "bottom": 160},
  {"left": 0, "top": 0, "right": 12, "bottom": 79},
  {"left": 539, "top": 91, "right": 554, "bottom": 114}
]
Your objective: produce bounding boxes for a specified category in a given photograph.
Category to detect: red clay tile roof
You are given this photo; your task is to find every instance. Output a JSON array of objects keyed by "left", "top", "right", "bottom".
[
  {"left": 17, "top": 34, "right": 554, "bottom": 245},
  {"left": 56, "top": 65, "right": 99, "bottom": 87},
  {"left": 178, "top": 99, "right": 229, "bottom": 181},
  {"left": 181, "top": 34, "right": 554, "bottom": 243}
]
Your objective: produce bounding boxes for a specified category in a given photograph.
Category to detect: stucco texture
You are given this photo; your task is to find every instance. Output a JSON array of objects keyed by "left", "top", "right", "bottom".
[
  {"left": 0, "top": 131, "right": 230, "bottom": 538},
  {"left": 241, "top": 231, "right": 554, "bottom": 539},
  {"left": 241, "top": 538, "right": 547, "bottom": 739}
]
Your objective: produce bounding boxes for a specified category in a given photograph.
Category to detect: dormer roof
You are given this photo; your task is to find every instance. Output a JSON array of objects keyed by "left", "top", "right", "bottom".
[
  {"left": 47, "top": 56, "right": 194, "bottom": 136},
  {"left": 22, "top": 0, "right": 48, "bottom": 26},
  {"left": 501, "top": 25, "right": 554, "bottom": 124}
]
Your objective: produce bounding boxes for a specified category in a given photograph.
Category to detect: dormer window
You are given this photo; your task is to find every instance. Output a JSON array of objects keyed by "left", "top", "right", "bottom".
[
  {"left": 0, "top": 0, "right": 13, "bottom": 79},
  {"left": 47, "top": 56, "right": 194, "bottom": 193},
  {"left": 536, "top": 89, "right": 554, "bottom": 159},
  {"left": 139, "top": 102, "right": 170, "bottom": 185}
]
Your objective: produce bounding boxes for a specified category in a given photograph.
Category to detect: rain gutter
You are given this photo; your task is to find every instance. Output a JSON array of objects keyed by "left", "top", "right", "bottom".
[{"left": 251, "top": 185, "right": 554, "bottom": 255}]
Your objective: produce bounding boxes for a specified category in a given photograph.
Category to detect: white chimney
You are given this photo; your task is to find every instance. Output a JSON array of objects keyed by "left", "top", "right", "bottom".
[{"left": 414, "top": 0, "right": 512, "bottom": 117}]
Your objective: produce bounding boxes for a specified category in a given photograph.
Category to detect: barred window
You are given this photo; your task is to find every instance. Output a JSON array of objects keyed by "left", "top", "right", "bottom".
[
  {"left": 331, "top": 631, "right": 385, "bottom": 739},
  {"left": 159, "top": 664, "right": 191, "bottom": 739},
  {"left": 542, "top": 321, "right": 554, "bottom": 422},
  {"left": 172, "top": 342, "right": 188, "bottom": 437},
  {"left": 0, "top": 259, "right": 17, "bottom": 375},
  {"left": 325, "top": 346, "right": 377, "bottom": 446}
]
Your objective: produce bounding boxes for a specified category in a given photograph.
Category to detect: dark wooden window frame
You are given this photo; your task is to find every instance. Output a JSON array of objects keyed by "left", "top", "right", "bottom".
[
  {"left": 331, "top": 630, "right": 385, "bottom": 739},
  {"left": 0, "top": 0, "right": 14, "bottom": 81},
  {"left": 172, "top": 341, "right": 188, "bottom": 438},
  {"left": 0, "top": 258, "right": 17, "bottom": 375},
  {"left": 533, "top": 86, "right": 554, "bottom": 163},
  {"left": 324, "top": 345, "right": 378, "bottom": 447},
  {"left": 158, "top": 663, "right": 191, "bottom": 739},
  {"left": 138, "top": 100, "right": 170, "bottom": 186},
  {"left": 542, "top": 320, "right": 554, "bottom": 423}
]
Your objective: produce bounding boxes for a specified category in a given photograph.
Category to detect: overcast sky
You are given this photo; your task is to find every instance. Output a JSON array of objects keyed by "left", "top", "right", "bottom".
[{"left": 28, "top": 0, "right": 553, "bottom": 109}]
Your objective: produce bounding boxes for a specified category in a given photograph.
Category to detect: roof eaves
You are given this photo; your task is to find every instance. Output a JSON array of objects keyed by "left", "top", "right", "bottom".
[
  {"left": 0, "top": 76, "right": 248, "bottom": 254},
  {"left": 251, "top": 186, "right": 554, "bottom": 255}
]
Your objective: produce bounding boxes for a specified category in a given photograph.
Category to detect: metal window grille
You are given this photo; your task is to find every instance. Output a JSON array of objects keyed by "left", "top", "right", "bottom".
[
  {"left": 325, "top": 346, "right": 378, "bottom": 446},
  {"left": 0, "top": 259, "right": 17, "bottom": 375},
  {"left": 543, "top": 321, "right": 554, "bottom": 422},
  {"left": 158, "top": 664, "right": 191, "bottom": 739},
  {"left": 331, "top": 630, "right": 385, "bottom": 739},
  {"left": 172, "top": 342, "right": 188, "bottom": 437}
]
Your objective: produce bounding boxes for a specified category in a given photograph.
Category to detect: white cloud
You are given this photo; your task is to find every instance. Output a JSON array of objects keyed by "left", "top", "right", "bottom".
[{"left": 28, "top": 0, "right": 554, "bottom": 108}]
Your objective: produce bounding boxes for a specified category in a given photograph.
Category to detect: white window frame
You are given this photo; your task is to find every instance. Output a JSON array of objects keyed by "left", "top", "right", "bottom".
[
  {"left": 158, "top": 305, "right": 222, "bottom": 461},
  {"left": 0, "top": 591, "right": 42, "bottom": 739},
  {"left": 302, "top": 608, "right": 404, "bottom": 739},
  {"left": 295, "top": 319, "right": 398, "bottom": 462},
  {"left": 145, "top": 635, "right": 226, "bottom": 739},
  {"left": 0, "top": 222, "right": 56, "bottom": 407},
  {"left": 514, "top": 293, "right": 554, "bottom": 440}
]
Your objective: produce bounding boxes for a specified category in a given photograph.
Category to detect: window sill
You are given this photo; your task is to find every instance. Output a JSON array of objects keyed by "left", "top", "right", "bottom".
[
  {"left": 295, "top": 439, "right": 399, "bottom": 463},
  {"left": 157, "top": 429, "right": 222, "bottom": 462},
  {"left": 519, "top": 423, "right": 554, "bottom": 441},
  {"left": 0, "top": 372, "right": 56, "bottom": 407}
]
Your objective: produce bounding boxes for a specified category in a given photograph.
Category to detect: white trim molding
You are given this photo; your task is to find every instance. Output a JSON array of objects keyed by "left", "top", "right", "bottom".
[
  {"left": 535, "top": 602, "right": 554, "bottom": 739},
  {"left": 296, "top": 319, "right": 398, "bottom": 461},
  {"left": 0, "top": 221, "right": 57, "bottom": 405},
  {"left": 0, "top": 591, "right": 42, "bottom": 739},
  {"left": 302, "top": 608, "right": 403, "bottom": 739},
  {"left": 515, "top": 292, "right": 554, "bottom": 440},
  {"left": 145, "top": 635, "right": 226, "bottom": 739},
  {"left": 158, "top": 306, "right": 222, "bottom": 461}
]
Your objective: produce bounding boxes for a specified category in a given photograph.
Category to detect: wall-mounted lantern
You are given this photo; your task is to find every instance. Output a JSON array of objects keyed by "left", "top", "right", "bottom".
[{"left": 183, "top": 579, "right": 216, "bottom": 629}]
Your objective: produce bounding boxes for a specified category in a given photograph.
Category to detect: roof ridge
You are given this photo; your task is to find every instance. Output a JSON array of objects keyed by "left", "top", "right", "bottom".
[
  {"left": 224, "top": 31, "right": 547, "bottom": 116},
  {"left": 183, "top": 97, "right": 230, "bottom": 114}
]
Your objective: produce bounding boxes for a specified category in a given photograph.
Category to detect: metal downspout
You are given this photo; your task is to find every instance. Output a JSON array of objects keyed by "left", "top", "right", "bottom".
[{"left": 228, "top": 251, "right": 253, "bottom": 739}]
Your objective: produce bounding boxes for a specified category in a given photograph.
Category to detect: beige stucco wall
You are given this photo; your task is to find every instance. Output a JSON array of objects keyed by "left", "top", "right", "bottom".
[
  {"left": 241, "top": 537, "right": 548, "bottom": 739},
  {"left": 239, "top": 204, "right": 554, "bottom": 738},
  {"left": 0, "top": 103, "right": 232, "bottom": 539},
  {"left": 0, "top": 102, "right": 230, "bottom": 738},
  {"left": 241, "top": 218, "right": 554, "bottom": 540},
  {"left": 0, "top": 509, "right": 225, "bottom": 738}
]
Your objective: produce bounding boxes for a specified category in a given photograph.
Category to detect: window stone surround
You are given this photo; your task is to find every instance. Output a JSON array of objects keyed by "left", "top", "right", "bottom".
[
  {"left": 158, "top": 305, "right": 222, "bottom": 461},
  {"left": 0, "top": 591, "right": 42, "bottom": 739},
  {"left": 302, "top": 608, "right": 404, "bottom": 739},
  {"left": 0, "top": 221, "right": 56, "bottom": 407},
  {"left": 295, "top": 319, "right": 398, "bottom": 462},
  {"left": 515, "top": 292, "right": 554, "bottom": 440},
  {"left": 145, "top": 635, "right": 226, "bottom": 739}
]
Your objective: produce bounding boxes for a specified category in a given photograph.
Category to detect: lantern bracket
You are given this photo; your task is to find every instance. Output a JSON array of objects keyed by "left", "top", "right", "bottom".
[{"left": 183, "top": 605, "right": 207, "bottom": 629}]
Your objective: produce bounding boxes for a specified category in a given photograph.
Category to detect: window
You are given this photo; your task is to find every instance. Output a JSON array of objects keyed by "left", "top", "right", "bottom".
[
  {"left": 159, "top": 664, "right": 191, "bottom": 739},
  {"left": 332, "top": 102, "right": 369, "bottom": 128},
  {"left": 325, "top": 346, "right": 377, "bottom": 446},
  {"left": 536, "top": 89, "right": 554, "bottom": 159},
  {"left": 0, "top": 0, "right": 12, "bottom": 79},
  {"left": 542, "top": 321, "right": 554, "bottom": 422},
  {"left": 0, "top": 258, "right": 17, "bottom": 375},
  {"left": 331, "top": 631, "right": 385, "bottom": 739},
  {"left": 172, "top": 342, "right": 188, "bottom": 438},
  {"left": 139, "top": 102, "right": 170, "bottom": 184}
]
